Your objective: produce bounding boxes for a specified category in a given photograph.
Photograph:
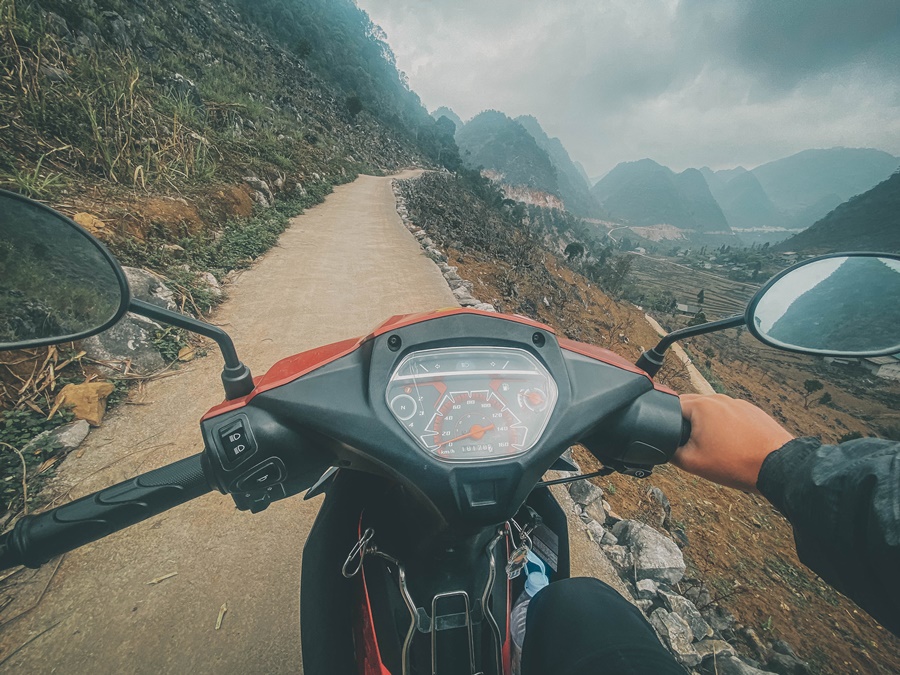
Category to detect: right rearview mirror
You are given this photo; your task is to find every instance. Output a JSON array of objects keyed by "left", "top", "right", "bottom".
[
  {"left": 0, "top": 189, "right": 130, "bottom": 351},
  {"left": 746, "top": 253, "right": 900, "bottom": 357}
]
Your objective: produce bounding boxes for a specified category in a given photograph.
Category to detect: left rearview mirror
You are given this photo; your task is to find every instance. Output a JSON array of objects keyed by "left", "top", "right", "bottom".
[{"left": 0, "top": 189, "right": 130, "bottom": 351}]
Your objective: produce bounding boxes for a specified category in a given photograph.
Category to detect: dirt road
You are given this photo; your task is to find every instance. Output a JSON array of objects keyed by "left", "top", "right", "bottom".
[
  {"left": 0, "top": 171, "right": 629, "bottom": 673},
  {"left": 0, "top": 172, "right": 458, "bottom": 673}
]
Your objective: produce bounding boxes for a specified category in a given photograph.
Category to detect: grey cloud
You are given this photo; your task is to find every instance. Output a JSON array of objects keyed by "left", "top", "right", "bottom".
[{"left": 358, "top": 0, "right": 900, "bottom": 177}]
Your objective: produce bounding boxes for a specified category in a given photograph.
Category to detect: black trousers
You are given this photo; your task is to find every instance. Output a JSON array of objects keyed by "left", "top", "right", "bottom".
[{"left": 522, "top": 577, "right": 684, "bottom": 675}]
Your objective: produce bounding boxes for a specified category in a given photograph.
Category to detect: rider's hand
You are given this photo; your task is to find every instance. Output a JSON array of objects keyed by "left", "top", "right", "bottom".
[{"left": 673, "top": 394, "right": 795, "bottom": 492}]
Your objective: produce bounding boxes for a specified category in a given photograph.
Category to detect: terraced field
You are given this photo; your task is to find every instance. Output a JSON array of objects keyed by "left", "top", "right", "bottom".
[{"left": 626, "top": 252, "right": 759, "bottom": 318}]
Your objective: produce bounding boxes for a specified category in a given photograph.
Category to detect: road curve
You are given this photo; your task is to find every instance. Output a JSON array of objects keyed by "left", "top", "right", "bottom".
[{"left": 0, "top": 172, "right": 456, "bottom": 673}]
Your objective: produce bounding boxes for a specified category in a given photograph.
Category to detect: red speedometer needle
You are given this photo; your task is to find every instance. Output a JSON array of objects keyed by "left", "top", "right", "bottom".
[{"left": 438, "top": 423, "right": 495, "bottom": 447}]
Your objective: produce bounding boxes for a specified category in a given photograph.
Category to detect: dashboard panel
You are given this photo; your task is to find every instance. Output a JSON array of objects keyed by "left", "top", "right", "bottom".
[{"left": 385, "top": 347, "right": 558, "bottom": 462}]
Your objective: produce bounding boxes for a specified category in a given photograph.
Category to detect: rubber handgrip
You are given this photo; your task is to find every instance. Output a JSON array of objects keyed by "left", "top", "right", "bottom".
[
  {"left": 0, "top": 454, "right": 211, "bottom": 569},
  {"left": 680, "top": 417, "right": 692, "bottom": 447}
]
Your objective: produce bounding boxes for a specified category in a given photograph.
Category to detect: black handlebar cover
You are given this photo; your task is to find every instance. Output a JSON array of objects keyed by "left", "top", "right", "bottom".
[{"left": 0, "top": 454, "right": 211, "bottom": 569}]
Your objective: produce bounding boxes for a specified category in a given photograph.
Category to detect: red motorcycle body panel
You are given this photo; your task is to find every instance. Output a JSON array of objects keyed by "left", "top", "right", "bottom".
[{"left": 202, "top": 308, "right": 663, "bottom": 422}]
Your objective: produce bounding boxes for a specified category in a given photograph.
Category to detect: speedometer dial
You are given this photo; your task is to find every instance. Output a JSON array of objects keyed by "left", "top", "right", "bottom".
[{"left": 386, "top": 347, "right": 557, "bottom": 462}]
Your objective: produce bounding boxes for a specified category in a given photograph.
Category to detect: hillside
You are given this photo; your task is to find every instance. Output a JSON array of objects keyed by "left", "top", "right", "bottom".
[
  {"left": 515, "top": 115, "right": 602, "bottom": 218},
  {"left": 455, "top": 110, "right": 560, "bottom": 196},
  {"left": 777, "top": 171, "right": 900, "bottom": 253},
  {"left": 430, "top": 106, "right": 464, "bottom": 132},
  {"left": 0, "top": 0, "right": 456, "bottom": 206},
  {"left": 752, "top": 148, "right": 899, "bottom": 230},
  {"left": 702, "top": 168, "right": 782, "bottom": 231},
  {"left": 591, "top": 159, "right": 733, "bottom": 237}
]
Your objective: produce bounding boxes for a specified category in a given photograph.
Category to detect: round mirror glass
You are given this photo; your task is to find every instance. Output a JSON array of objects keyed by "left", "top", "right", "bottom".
[
  {"left": 0, "top": 192, "right": 129, "bottom": 350},
  {"left": 748, "top": 254, "right": 900, "bottom": 356}
]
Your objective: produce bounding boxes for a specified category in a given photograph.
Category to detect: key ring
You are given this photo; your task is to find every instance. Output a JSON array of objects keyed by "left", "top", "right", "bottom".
[{"left": 342, "top": 527, "right": 375, "bottom": 578}]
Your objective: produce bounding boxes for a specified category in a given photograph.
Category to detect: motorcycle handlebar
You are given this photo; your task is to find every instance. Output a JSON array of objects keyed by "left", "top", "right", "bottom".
[{"left": 0, "top": 454, "right": 212, "bottom": 570}]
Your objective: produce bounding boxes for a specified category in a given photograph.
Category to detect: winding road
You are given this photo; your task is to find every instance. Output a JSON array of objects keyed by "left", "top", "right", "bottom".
[{"left": 0, "top": 171, "right": 627, "bottom": 673}]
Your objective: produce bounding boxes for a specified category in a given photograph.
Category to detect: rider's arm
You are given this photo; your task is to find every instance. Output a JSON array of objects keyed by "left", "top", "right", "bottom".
[
  {"left": 675, "top": 394, "right": 900, "bottom": 637},
  {"left": 756, "top": 436, "right": 899, "bottom": 637}
]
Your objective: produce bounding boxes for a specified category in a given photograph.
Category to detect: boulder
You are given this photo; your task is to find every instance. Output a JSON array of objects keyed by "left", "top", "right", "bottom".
[
  {"left": 635, "top": 578, "right": 659, "bottom": 600},
  {"left": 55, "top": 382, "right": 115, "bottom": 427},
  {"left": 600, "top": 544, "right": 631, "bottom": 570},
  {"left": 612, "top": 520, "right": 686, "bottom": 585},
  {"left": 584, "top": 499, "right": 607, "bottom": 524},
  {"left": 683, "top": 581, "right": 712, "bottom": 609},
  {"left": 473, "top": 303, "right": 496, "bottom": 312},
  {"left": 649, "top": 608, "right": 700, "bottom": 668},
  {"left": 23, "top": 419, "right": 90, "bottom": 453},
  {"left": 647, "top": 485, "right": 672, "bottom": 528},
  {"left": 702, "top": 604, "right": 736, "bottom": 640},
  {"left": 82, "top": 313, "right": 167, "bottom": 375},
  {"left": 198, "top": 271, "right": 223, "bottom": 299},
  {"left": 568, "top": 479, "right": 603, "bottom": 507},
  {"left": 123, "top": 267, "right": 176, "bottom": 311},
  {"left": 660, "top": 590, "right": 713, "bottom": 641},
  {"left": 168, "top": 73, "right": 203, "bottom": 107},
  {"left": 243, "top": 176, "right": 274, "bottom": 206},
  {"left": 695, "top": 638, "right": 736, "bottom": 661},
  {"left": 585, "top": 520, "right": 606, "bottom": 543}
]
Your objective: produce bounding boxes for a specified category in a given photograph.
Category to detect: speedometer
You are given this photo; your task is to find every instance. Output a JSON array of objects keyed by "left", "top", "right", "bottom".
[{"left": 385, "top": 347, "right": 558, "bottom": 462}]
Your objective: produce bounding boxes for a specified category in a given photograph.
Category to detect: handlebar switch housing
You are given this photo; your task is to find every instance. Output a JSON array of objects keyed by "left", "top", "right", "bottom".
[{"left": 580, "top": 389, "right": 683, "bottom": 476}]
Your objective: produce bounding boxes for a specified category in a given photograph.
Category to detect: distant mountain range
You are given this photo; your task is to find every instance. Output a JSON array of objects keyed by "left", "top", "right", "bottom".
[
  {"left": 431, "top": 107, "right": 603, "bottom": 218},
  {"left": 777, "top": 171, "right": 900, "bottom": 253},
  {"left": 591, "top": 159, "right": 731, "bottom": 235},
  {"left": 431, "top": 103, "right": 899, "bottom": 250},
  {"left": 597, "top": 148, "right": 898, "bottom": 246},
  {"left": 515, "top": 115, "right": 602, "bottom": 218},
  {"left": 431, "top": 106, "right": 464, "bottom": 133},
  {"left": 453, "top": 110, "right": 560, "bottom": 197}
]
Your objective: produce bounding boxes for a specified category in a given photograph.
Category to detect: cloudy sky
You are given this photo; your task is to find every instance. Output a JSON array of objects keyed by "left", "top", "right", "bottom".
[{"left": 356, "top": 0, "right": 900, "bottom": 179}]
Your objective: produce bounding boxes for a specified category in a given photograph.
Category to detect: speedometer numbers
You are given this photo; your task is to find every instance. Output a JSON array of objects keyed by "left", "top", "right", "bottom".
[{"left": 386, "top": 347, "right": 557, "bottom": 462}]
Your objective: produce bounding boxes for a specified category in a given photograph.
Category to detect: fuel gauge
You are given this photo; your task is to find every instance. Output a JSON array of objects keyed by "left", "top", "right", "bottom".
[{"left": 518, "top": 388, "right": 549, "bottom": 413}]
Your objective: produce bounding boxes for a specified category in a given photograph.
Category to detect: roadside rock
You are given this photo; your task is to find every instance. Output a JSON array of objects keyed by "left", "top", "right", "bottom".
[
  {"left": 660, "top": 590, "right": 713, "bottom": 641},
  {"left": 600, "top": 544, "right": 632, "bottom": 570},
  {"left": 612, "top": 520, "right": 686, "bottom": 585},
  {"left": 695, "top": 638, "right": 737, "bottom": 661},
  {"left": 243, "top": 176, "right": 274, "bottom": 207},
  {"left": 82, "top": 314, "right": 166, "bottom": 375},
  {"left": 568, "top": 479, "right": 603, "bottom": 507},
  {"left": 738, "top": 626, "right": 769, "bottom": 661},
  {"left": 55, "top": 382, "right": 115, "bottom": 427},
  {"left": 585, "top": 520, "right": 606, "bottom": 544},
  {"left": 23, "top": 420, "right": 90, "bottom": 453},
  {"left": 198, "top": 271, "right": 223, "bottom": 299},
  {"left": 700, "top": 655, "right": 775, "bottom": 675},
  {"left": 765, "top": 652, "right": 810, "bottom": 675},
  {"left": 647, "top": 486, "right": 672, "bottom": 528},
  {"left": 649, "top": 608, "right": 700, "bottom": 668},
  {"left": 123, "top": 267, "right": 177, "bottom": 311},
  {"left": 635, "top": 578, "right": 659, "bottom": 600},
  {"left": 702, "top": 604, "right": 736, "bottom": 638}
]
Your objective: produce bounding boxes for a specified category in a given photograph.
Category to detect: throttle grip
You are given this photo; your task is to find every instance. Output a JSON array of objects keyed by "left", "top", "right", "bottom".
[{"left": 0, "top": 454, "right": 211, "bottom": 569}]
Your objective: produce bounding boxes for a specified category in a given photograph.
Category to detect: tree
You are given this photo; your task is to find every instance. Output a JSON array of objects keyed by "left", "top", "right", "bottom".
[
  {"left": 346, "top": 95, "right": 363, "bottom": 117},
  {"left": 803, "top": 379, "right": 823, "bottom": 408},
  {"left": 565, "top": 242, "right": 586, "bottom": 261},
  {"left": 697, "top": 289, "right": 705, "bottom": 305},
  {"left": 818, "top": 392, "right": 833, "bottom": 407},
  {"left": 688, "top": 311, "right": 708, "bottom": 326}
]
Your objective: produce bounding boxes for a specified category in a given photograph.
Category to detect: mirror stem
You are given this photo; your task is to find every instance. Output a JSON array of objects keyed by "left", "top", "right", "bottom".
[
  {"left": 129, "top": 299, "right": 254, "bottom": 399},
  {"left": 636, "top": 314, "right": 746, "bottom": 377}
]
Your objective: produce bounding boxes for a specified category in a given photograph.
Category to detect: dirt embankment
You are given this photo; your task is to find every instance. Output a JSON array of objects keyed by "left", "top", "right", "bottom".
[{"left": 399, "top": 172, "right": 900, "bottom": 674}]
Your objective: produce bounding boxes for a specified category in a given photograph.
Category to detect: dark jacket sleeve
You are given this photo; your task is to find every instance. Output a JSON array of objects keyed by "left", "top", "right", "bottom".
[{"left": 757, "top": 437, "right": 900, "bottom": 637}]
